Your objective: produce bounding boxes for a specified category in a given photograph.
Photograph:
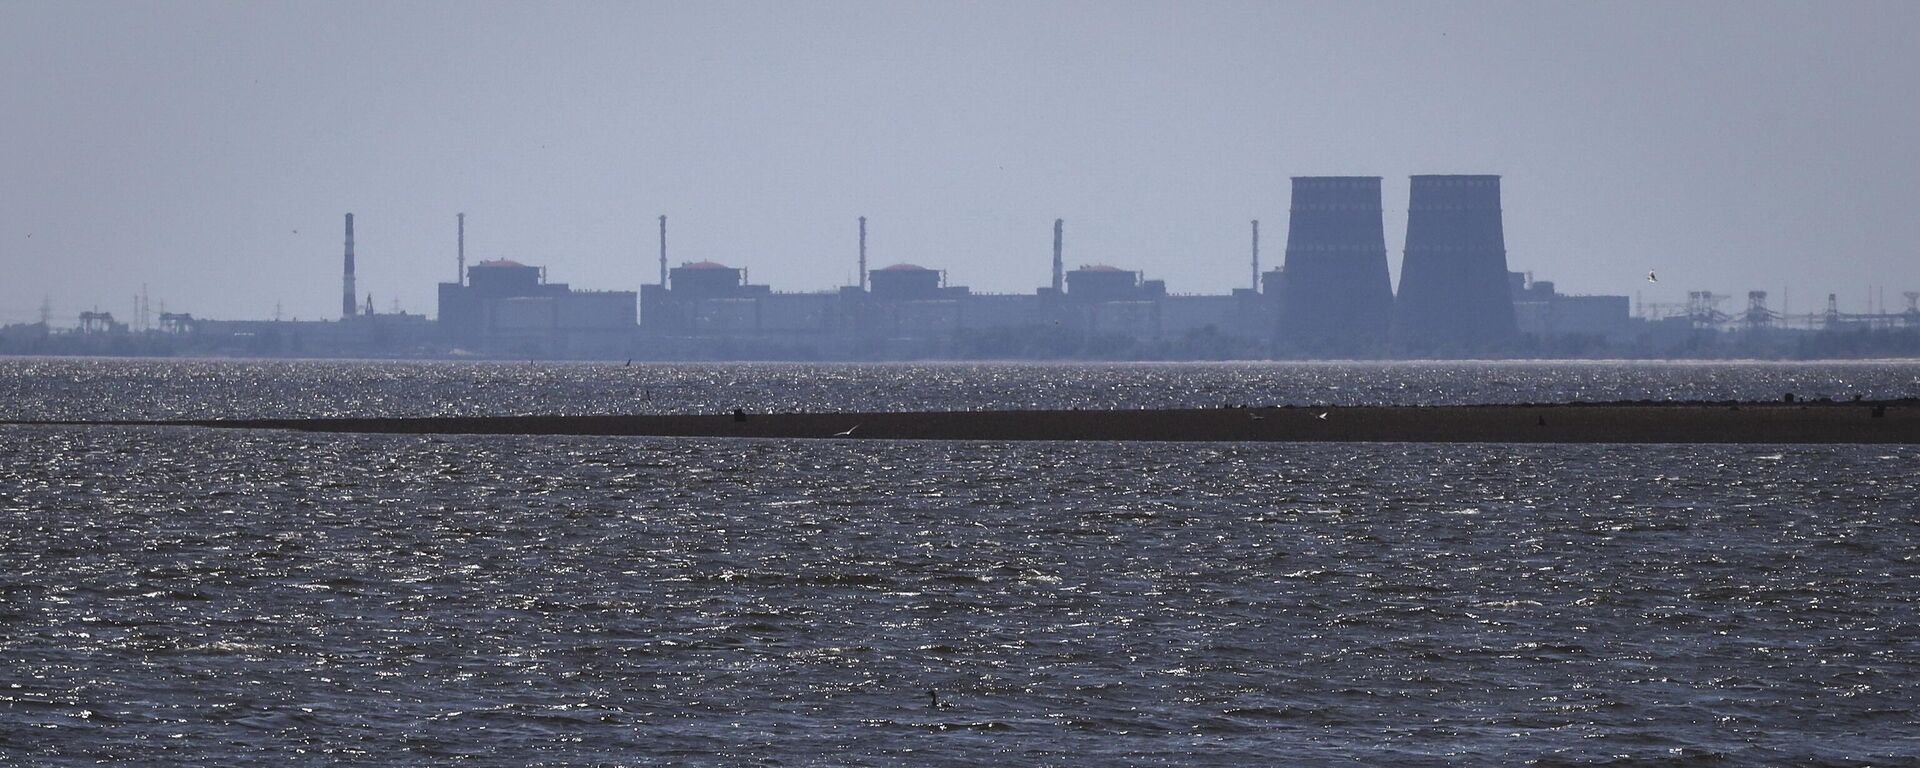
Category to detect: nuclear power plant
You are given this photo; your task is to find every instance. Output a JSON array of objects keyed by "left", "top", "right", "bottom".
[
  {"left": 429, "top": 180, "right": 1608, "bottom": 359},
  {"left": 21, "top": 175, "right": 1912, "bottom": 361}
]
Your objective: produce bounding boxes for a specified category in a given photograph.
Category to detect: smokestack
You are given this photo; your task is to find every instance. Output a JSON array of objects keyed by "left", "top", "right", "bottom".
[
  {"left": 1052, "top": 219, "right": 1064, "bottom": 293},
  {"left": 658, "top": 215, "right": 668, "bottom": 287},
  {"left": 342, "top": 213, "right": 356, "bottom": 320},
  {"left": 858, "top": 216, "right": 868, "bottom": 291},
  {"left": 457, "top": 213, "right": 465, "bottom": 286},
  {"left": 1251, "top": 219, "right": 1260, "bottom": 292}
]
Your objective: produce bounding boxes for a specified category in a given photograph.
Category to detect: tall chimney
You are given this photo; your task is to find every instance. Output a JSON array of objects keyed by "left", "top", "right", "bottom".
[
  {"left": 658, "top": 215, "right": 668, "bottom": 287},
  {"left": 1251, "top": 219, "right": 1260, "bottom": 292},
  {"left": 1051, "top": 218, "right": 1064, "bottom": 293},
  {"left": 342, "top": 213, "right": 356, "bottom": 320},
  {"left": 456, "top": 213, "right": 466, "bottom": 286},
  {"left": 858, "top": 216, "right": 868, "bottom": 291}
]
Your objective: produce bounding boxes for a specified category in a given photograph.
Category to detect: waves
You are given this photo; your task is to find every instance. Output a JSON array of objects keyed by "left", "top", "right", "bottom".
[
  {"left": 4, "top": 357, "right": 1918, "bottom": 421},
  {"left": 3, "top": 409, "right": 1918, "bottom": 763}
]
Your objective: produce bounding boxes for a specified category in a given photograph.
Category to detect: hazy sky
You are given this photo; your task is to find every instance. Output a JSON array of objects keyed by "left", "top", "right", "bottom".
[{"left": 4, "top": 0, "right": 1916, "bottom": 324}]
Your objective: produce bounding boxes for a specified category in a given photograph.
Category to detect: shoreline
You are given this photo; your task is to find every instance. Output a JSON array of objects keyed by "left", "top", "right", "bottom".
[{"left": 10, "top": 400, "right": 1917, "bottom": 444}]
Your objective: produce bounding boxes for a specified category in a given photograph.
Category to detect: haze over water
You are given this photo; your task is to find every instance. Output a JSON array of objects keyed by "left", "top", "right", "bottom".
[{"left": 3, "top": 359, "right": 1917, "bottom": 764}]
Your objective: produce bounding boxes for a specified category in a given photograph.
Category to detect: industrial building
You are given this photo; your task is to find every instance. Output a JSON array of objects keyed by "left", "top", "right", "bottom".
[
  {"left": 1391, "top": 175, "right": 1520, "bottom": 352},
  {"left": 418, "top": 191, "right": 1619, "bottom": 359},
  {"left": 868, "top": 263, "right": 963, "bottom": 300},
  {"left": 1510, "top": 274, "right": 1634, "bottom": 342},
  {"left": 628, "top": 216, "right": 1278, "bottom": 358},
  {"left": 1278, "top": 177, "right": 1395, "bottom": 355},
  {"left": 436, "top": 259, "right": 635, "bottom": 358},
  {"left": 22, "top": 181, "right": 1779, "bottom": 361}
]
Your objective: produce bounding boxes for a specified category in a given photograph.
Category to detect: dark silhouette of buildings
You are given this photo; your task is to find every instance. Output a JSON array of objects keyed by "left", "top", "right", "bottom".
[
  {"left": 1066, "top": 265, "right": 1165, "bottom": 302},
  {"left": 1392, "top": 175, "right": 1518, "bottom": 351},
  {"left": 438, "top": 259, "right": 635, "bottom": 356},
  {"left": 638, "top": 260, "right": 773, "bottom": 334},
  {"left": 10, "top": 198, "right": 1706, "bottom": 361},
  {"left": 867, "top": 264, "right": 947, "bottom": 300},
  {"left": 1278, "top": 177, "right": 1394, "bottom": 355},
  {"left": 1510, "top": 273, "right": 1632, "bottom": 342}
]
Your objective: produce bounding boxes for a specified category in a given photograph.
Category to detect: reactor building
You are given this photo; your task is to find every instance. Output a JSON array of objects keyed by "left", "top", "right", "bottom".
[
  {"left": 436, "top": 259, "right": 636, "bottom": 357},
  {"left": 1278, "top": 177, "right": 1394, "bottom": 355},
  {"left": 1391, "top": 175, "right": 1519, "bottom": 351}
]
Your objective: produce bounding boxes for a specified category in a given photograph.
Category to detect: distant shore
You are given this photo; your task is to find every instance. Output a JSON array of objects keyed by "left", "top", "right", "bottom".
[{"left": 14, "top": 399, "right": 1917, "bottom": 443}]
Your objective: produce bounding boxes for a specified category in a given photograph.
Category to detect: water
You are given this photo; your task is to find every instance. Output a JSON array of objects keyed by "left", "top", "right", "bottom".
[
  {"left": 3, "top": 357, "right": 1918, "bottom": 421},
  {"left": 2, "top": 359, "right": 1917, "bottom": 765}
]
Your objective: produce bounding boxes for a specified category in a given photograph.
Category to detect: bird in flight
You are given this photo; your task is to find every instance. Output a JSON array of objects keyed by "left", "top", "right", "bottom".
[
  {"left": 1316, "top": 412, "right": 1329, "bottom": 420},
  {"left": 1647, "top": 270, "right": 1658, "bottom": 282},
  {"left": 833, "top": 425, "right": 860, "bottom": 437}
]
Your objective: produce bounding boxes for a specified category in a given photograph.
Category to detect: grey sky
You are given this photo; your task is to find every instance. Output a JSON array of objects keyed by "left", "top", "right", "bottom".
[{"left": 4, "top": 0, "right": 1916, "bottom": 324}]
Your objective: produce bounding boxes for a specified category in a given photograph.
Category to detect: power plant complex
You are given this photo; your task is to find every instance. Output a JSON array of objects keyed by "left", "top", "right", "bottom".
[{"left": 10, "top": 175, "right": 1917, "bottom": 360}]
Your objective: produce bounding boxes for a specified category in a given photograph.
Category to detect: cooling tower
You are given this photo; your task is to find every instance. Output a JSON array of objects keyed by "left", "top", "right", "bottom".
[
  {"left": 1278, "top": 177, "right": 1393, "bottom": 354},
  {"left": 1390, "top": 175, "right": 1517, "bottom": 351}
]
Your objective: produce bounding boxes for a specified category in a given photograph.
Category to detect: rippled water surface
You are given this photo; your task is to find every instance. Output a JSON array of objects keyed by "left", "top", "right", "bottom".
[
  {"left": 3, "top": 360, "right": 1918, "bottom": 765},
  {"left": 4, "top": 357, "right": 1919, "bottom": 420}
]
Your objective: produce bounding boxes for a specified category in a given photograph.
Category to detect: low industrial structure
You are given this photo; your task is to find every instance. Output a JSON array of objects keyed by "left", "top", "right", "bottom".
[
  {"left": 1510, "top": 274, "right": 1634, "bottom": 342},
  {"left": 633, "top": 216, "right": 1277, "bottom": 359},
  {"left": 438, "top": 258, "right": 635, "bottom": 358}
]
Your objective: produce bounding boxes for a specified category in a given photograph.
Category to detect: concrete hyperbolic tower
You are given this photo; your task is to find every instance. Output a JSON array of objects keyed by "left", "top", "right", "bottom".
[
  {"left": 1279, "top": 176, "right": 1394, "bottom": 354},
  {"left": 1391, "top": 175, "right": 1517, "bottom": 351}
]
